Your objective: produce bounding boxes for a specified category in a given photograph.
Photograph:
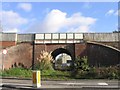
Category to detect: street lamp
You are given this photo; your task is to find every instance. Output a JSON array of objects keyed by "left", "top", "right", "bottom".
[{"left": 2, "top": 49, "right": 7, "bottom": 70}]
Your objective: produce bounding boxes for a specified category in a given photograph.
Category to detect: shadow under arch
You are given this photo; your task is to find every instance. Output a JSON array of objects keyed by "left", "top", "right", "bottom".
[
  {"left": 87, "top": 41, "right": 120, "bottom": 66},
  {"left": 51, "top": 48, "right": 73, "bottom": 60},
  {"left": 51, "top": 48, "right": 73, "bottom": 70}
]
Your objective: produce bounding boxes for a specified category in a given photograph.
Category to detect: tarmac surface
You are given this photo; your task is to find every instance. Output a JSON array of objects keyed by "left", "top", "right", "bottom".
[{"left": 0, "top": 78, "right": 120, "bottom": 90}]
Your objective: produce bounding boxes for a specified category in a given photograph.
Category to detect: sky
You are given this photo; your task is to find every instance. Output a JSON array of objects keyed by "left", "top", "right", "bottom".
[{"left": 0, "top": 2, "right": 119, "bottom": 33}]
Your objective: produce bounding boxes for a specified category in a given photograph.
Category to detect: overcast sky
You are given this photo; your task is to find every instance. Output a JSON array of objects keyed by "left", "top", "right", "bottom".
[{"left": 0, "top": 2, "right": 119, "bottom": 33}]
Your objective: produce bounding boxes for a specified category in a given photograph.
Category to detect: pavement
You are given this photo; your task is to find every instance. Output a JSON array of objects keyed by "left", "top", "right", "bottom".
[{"left": 0, "top": 78, "right": 120, "bottom": 90}]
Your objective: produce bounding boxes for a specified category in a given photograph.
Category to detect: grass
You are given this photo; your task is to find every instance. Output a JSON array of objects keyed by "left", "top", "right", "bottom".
[
  {"left": 1, "top": 68, "right": 32, "bottom": 78},
  {"left": 0, "top": 68, "right": 71, "bottom": 80},
  {"left": 0, "top": 66, "right": 119, "bottom": 80},
  {"left": 41, "top": 70, "right": 71, "bottom": 80}
]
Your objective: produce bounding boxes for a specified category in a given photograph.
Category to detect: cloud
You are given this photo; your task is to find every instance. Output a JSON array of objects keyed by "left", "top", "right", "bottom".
[
  {"left": 17, "top": 3, "right": 32, "bottom": 12},
  {"left": 0, "top": 10, "right": 28, "bottom": 32},
  {"left": 3, "top": 28, "right": 20, "bottom": 33},
  {"left": 106, "top": 9, "right": 119, "bottom": 16},
  {"left": 42, "top": 9, "right": 67, "bottom": 32},
  {"left": 106, "top": 9, "right": 115, "bottom": 16},
  {"left": 29, "top": 9, "right": 97, "bottom": 33}
]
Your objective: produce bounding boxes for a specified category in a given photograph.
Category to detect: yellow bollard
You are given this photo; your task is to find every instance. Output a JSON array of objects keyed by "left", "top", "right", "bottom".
[{"left": 32, "top": 70, "right": 41, "bottom": 88}]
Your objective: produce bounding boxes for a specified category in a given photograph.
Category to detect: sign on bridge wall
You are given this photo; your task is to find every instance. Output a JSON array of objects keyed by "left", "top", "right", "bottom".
[
  {"left": 35, "top": 33, "right": 83, "bottom": 44},
  {"left": 35, "top": 33, "right": 83, "bottom": 40}
]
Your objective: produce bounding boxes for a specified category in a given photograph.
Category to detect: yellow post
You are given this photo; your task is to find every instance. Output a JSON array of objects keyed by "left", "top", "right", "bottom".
[{"left": 32, "top": 70, "right": 41, "bottom": 88}]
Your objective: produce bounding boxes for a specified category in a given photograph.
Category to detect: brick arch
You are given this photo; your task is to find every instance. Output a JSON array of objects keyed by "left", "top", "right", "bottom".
[
  {"left": 35, "top": 44, "right": 75, "bottom": 64},
  {"left": 87, "top": 41, "right": 120, "bottom": 66},
  {"left": 51, "top": 48, "right": 73, "bottom": 60}
]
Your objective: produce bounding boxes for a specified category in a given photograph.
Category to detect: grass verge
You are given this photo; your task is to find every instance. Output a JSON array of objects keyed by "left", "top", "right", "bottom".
[
  {"left": 0, "top": 66, "right": 119, "bottom": 80},
  {"left": 0, "top": 68, "right": 71, "bottom": 80}
]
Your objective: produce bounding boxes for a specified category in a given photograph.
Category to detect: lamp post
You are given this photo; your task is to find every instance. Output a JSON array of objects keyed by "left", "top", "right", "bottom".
[
  {"left": 32, "top": 34, "right": 35, "bottom": 70},
  {"left": 2, "top": 49, "right": 7, "bottom": 70}
]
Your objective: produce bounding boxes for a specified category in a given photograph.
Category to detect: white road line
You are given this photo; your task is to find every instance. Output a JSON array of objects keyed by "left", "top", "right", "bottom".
[
  {"left": 98, "top": 83, "right": 108, "bottom": 85},
  {"left": 0, "top": 83, "right": 3, "bottom": 86},
  {"left": 59, "top": 83, "right": 85, "bottom": 85}
]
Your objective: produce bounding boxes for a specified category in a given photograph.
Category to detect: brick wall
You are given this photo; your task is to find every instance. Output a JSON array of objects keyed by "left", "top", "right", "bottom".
[
  {"left": 2, "top": 43, "right": 32, "bottom": 70},
  {"left": 75, "top": 43, "right": 87, "bottom": 57},
  {"left": 0, "top": 41, "right": 16, "bottom": 49},
  {"left": 87, "top": 43, "right": 120, "bottom": 66},
  {"left": 1, "top": 42, "right": 120, "bottom": 70},
  {"left": 35, "top": 43, "right": 75, "bottom": 62}
]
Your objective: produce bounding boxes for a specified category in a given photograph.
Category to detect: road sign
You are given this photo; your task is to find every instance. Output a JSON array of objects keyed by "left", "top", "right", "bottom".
[{"left": 2, "top": 49, "right": 7, "bottom": 55}]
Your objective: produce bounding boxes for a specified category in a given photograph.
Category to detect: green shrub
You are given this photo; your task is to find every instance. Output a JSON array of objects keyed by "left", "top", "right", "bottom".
[
  {"left": 74, "top": 56, "right": 89, "bottom": 71},
  {"left": 90, "top": 66, "right": 119, "bottom": 79},
  {"left": 86, "top": 67, "right": 98, "bottom": 79},
  {"left": 74, "top": 70, "right": 87, "bottom": 79},
  {"left": 106, "top": 66, "right": 119, "bottom": 79},
  {"left": 36, "top": 50, "right": 54, "bottom": 70},
  {"left": 72, "top": 62, "right": 119, "bottom": 79}
]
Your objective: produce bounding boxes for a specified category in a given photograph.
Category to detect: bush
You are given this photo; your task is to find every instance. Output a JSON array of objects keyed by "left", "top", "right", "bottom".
[
  {"left": 72, "top": 57, "right": 120, "bottom": 79},
  {"left": 95, "top": 66, "right": 119, "bottom": 79},
  {"left": 35, "top": 50, "right": 54, "bottom": 70},
  {"left": 86, "top": 67, "right": 98, "bottom": 79},
  {"left": 74, "top": 56, "right": 89, "bottom": 71},
  {"left": 72, "top": 56, "right": 89, "bottom": 78}
]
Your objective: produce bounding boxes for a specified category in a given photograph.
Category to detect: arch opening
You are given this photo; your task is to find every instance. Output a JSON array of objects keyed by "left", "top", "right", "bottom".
[{"left": 51, "top": 48, "right": 73, "bottom": 70}]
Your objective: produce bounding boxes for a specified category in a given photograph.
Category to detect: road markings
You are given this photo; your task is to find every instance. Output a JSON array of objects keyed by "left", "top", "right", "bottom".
[
  {"left": 59, "top": 83, "right": 85, "bottom": 85},
  {"left": 98, "top": 83, "right": 108, "bottom": 85},
  {"left": 59, "top": 82, "right": 108, "bottom": 86}
]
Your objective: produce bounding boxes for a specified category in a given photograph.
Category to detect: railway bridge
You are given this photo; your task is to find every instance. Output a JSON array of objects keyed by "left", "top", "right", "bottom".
[{"left": 0, "top": 33, "right": 120, "bottom": 69}]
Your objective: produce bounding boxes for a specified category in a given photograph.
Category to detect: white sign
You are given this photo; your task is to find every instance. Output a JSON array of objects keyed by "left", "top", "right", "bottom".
[
  {"left": 2, "top": 49, "right": 7, "bottom": 55},
  {"left": 35, "top": 34, "right": 44, "bottom": 40},
  {"left": 75, "top": 33, "right": 83, "bottom": 39},
  {"left": 60, "top": 34, "right": 66, "bottom": 39}
]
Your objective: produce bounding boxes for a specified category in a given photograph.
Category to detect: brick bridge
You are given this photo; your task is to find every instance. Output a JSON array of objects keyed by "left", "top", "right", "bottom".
[{"left": 0, "top": 33, "right": 120, "bottom": 69}]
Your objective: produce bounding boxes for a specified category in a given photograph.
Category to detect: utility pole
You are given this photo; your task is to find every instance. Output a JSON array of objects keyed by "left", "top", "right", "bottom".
[{"left": 32, "top": 34, "right": 35, "bottom": 70}]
